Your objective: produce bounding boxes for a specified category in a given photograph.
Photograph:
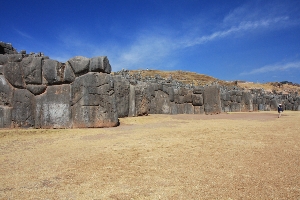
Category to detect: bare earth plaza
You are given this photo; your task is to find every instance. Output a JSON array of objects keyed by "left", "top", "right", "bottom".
[{"left": 0, "top": 112, "right": 299, "bottom": 199}]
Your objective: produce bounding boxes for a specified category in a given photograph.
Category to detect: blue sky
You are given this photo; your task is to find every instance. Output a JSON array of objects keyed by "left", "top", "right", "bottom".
[{"left": 1, "top": 0, "right": 300, "bottom": 83}]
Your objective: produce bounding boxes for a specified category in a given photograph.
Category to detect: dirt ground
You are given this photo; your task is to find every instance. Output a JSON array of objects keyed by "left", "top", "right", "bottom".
[{"left": 0, "top": 111, "right": 299, "bottom": 199}]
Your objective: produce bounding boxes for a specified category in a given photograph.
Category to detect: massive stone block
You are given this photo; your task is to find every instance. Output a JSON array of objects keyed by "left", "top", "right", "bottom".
[
  {"left": 43, "top": 59, "right": 75, "bottom": 85},
  {"left": 150, "top": 90, "right": 170, "bottom": 114},
  {"left": 89, "top": 56, "right": 111, "bottom": 74},
  {"left": 0, "top": 106, "right": 12, "bottom": 128},
  {"left": 26, "top": 84, "right": 47, "bottom": 95},
  {"left": 35, "top": 85, "right": 72, "bottom": 128},
  {"left": 230, "top": 102, "right": 241, "bottom": 112},
  {"left": 192, "top": 94, "right": 203, "bottom": 106},
  {"left": 3, "top": 62, "right": 26, "bottom": 88},
  {"left": 8, "top": 54, "right": 22, "bottom": 62},
  {"left": 135, "top": 82, "right": 151, "bottom": 116},
  {"left": 71, "top": 72, "right": 118, "bottom": 128},
  {"left": 68, "top": 56, "right": 90, "bottom": 75},
  {"left": 113, "top": 76, "right": 130, "bottom": 118},
  {"left": 184, "top": 103, "right": 194, "bottom": 114},
  {"left": 203, "top": 85, "right": 222, "bottom": 114},
  {"left": 0, "top": 55, "right": 8, "bottom": 65},
  {"left": 21, "top": 57, "right": 43, "bottom": 84},
  {"left": 241, "top": 92, "right": 253, "bottom": 112},
  {"left": 0, "top": 75, "right": 14, "bottom": 106},
  {"left": 129, "top": 85, "right": 136, "bottom": 117},
  {"left": 12, "top": 89, "right": 35, "bottom": 128}
]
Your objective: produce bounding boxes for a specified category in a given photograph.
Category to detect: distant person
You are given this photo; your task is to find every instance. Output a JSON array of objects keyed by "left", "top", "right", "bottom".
[{"left": 278, "top": 104, "right": 283, "bottom": 118}]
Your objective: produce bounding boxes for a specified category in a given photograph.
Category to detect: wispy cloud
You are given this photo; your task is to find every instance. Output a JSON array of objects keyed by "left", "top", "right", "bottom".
[
  {"left": 182, "top": 16, "right": 289, "bottom": 47},
  {"left": 51, "top": 2, "right": 296, "bottom": 72},
  {"left": 14, "top": 29, "right": 33, "bottom": 39},
  {"left": 240, "top": 61, "right": 300, "bottom": 75}
]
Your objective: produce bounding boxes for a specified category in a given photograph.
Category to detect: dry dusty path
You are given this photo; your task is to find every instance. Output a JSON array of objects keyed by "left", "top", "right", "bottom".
[{"left": 0, "top": 111, "right": 299, "bottom": 199}]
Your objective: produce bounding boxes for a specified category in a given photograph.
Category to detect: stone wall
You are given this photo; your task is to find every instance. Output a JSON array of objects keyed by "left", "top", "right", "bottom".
[
  {"left": 0, "top": 42, "right": 299, "bottom": 128},
  {"left": 0, "top": 42, "right": 118, "bottom": 128}
]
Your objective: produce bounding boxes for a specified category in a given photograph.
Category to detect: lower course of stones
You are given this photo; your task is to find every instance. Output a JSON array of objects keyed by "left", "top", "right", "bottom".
[{"left": 0, "top": 42, "right": 299, "bottom": 128}]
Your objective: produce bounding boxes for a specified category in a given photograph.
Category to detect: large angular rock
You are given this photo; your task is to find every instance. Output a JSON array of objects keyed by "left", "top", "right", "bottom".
[
  {"left": 129, "top": 85, "right": 136, "bottom": 117},
  {"left": 184, "top": 103, "right": 194, "bottom": 114},
  {"left": 35, "top": 85, "right": 72, "bottom": 128},
  {"left": 0, "top": 55, "right": 8, "bottom": 65},
  {"left": 89, "top": 56, "right": 111, "bottom": 74},
  {"left": 135, "top": 82, "right": 151, "bottom": 116},
  {"left": 68, "top": 56, "right": 90, "bottom": 75},
  {"left": 241, "top": 92, "right": 253, "bottom": 111},
  {"left": 203, "top": 85, "right": 222, "bottom": 114},
  {"left": 230, "top": 102, "right": 241, "bottom": 112},
  {"left": 192, "top": 94, "right": 203, "bottom": 106},
  {"left": 3, "top": 62, "right": 26, "bottom": 88},
  {"left": 0, "top": 65, "right": 3, "bottom": 75},
  {"left": 113, "top": 76, "right": 130, "bottom": 117},
  {"left": 43, "top": 59, "right": 75, "bottom": 85},
  {"left": 21, "top": 57, "right": 43, "bottom": 84},
  {"left": 71, "top": 72, "right": 118, "bottom": 128},
  {"left": 7, "top": 54, "right": 23, "bottom": 62},
  {"left": 0, "top": 75, "right": 14, "bottom": 106},
  {"left": 150, "top": 90, "right": 170, "bottom": 114},
  {"left": 0, "top": 106, "right": 12, "bottom": 128},
  {"left": 12, "top": 89, "right": 35, "bottom": 128},
  {"left": 26, "top": 85, "right": 47, "bottom": 95}
]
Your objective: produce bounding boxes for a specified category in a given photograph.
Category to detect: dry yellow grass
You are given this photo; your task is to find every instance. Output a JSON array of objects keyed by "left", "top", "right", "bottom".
[
  {"left": 124, "top": 70, "right": 300, "bottom": 93},
  {"left": 0, "top": 111, "right": 300, "bottom": 199}
]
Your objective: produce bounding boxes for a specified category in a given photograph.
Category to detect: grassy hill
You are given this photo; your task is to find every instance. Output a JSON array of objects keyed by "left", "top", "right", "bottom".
[{"left": 125, "top": 70, "right": 300, "bottom": 94}]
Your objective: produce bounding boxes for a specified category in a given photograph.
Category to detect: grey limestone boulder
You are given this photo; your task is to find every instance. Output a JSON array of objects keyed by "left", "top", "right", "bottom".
[
  {"left": 4, "top": 62, "right": 26, "bottom": 88},
  {"left": 71, "top": 72, "right": 118, "bottom": 128},
  {"left": 113, "top": 76, "right": 130, "bottom": 118},
  {"left": 0, "top": 106, "right": 12, "bottom": 128},
  {"left": 134, "top": 82, "right": 151, "bottom": 116},
  {"left": 203, "top": 85, "right": 222, "bottom": 114},
  {"left": 35, "top": 85, "right": 72, "bottom": 128},
  {"left": 26, "top": 85, "right": 47, "bottom": 95},
  {"left": 89, "top": 56, "right": 111, "bottom": 74},
  {"left": 184, "top": 103, "right": 194, "bottom": 114},
  {"left": 0, "top": 55, "right": 8, "bottom": 65},
  {"left": 129, "top": 85, "right": 136, "bottom": 117},
  {"left": 192, "top": 94, "right": 203, "bottom": 106},
  {"left": 0, "top": 75, "right": 14, "bottom": 106},
  {"left": 230, "top": 102, "right": 241, "bottom": 112},
  {"left": 7, "top": 54, "right": 23, "bottom": 62},
  {"left": 43, "top": 59, "right": 75, "bottom": 85},
  {"left": 193, "top": 86, "right": 204, "bottom": 94},
  {"left": 21, "top": 57, "right": 43, "bottom": 84},
  {"left": 150, "top": 90, "right": 170, "bottom": 114},
  {"left": 12, "top": 89, "right": 35, "bottom": 128},
  {"left": 68, "top": 56, "right": 90, "bottom": 75}
]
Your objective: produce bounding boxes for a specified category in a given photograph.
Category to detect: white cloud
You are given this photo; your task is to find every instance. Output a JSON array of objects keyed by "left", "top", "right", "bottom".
[
  {"left": 240, "top": 61, "right": 300, "bottom": 75},
  {"left": 50, "top": 2, "right": 295, "bottom": 72},
  {"left": 14, "top": 29, "right": 33, "bottom": 39},
  {"left": 182, "top": 16, "right": 289, "bottom": 47}
]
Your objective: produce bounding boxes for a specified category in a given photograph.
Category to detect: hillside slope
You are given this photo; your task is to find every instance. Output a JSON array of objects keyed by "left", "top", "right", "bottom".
[{"left": 126, "top": 70, "right": 300, "bottom": 94}]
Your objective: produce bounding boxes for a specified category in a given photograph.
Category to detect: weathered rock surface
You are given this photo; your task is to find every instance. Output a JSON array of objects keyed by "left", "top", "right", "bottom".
[
  {"left": 71, "top": 72, "right": 118, "bottom": 128},
  {"left": 0, "top": 106, "right": 12, "bottom": 128},
  {"left": 89, "top": 56, "right": 111, "bottom": 74},
  {"left": 35, "top": 85, "right": 72, "bottom": 128},
  {"left": 68, "top": 56, "right": 90, "bottom": 75},
  {"left": 113, "top": 75, "right": 130, "bottom": 118},
  {"left": 203, "top": 85, "right": 222, "bottom": 114},
  {"left": 4, "top": 62, "right": 26, "bottom": 88},
  {"left": 12, "top": 89, "right": 35, "bottom": 128},
  {"left": 0, "top": 75, "right": 14, "bottom": 106}
]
